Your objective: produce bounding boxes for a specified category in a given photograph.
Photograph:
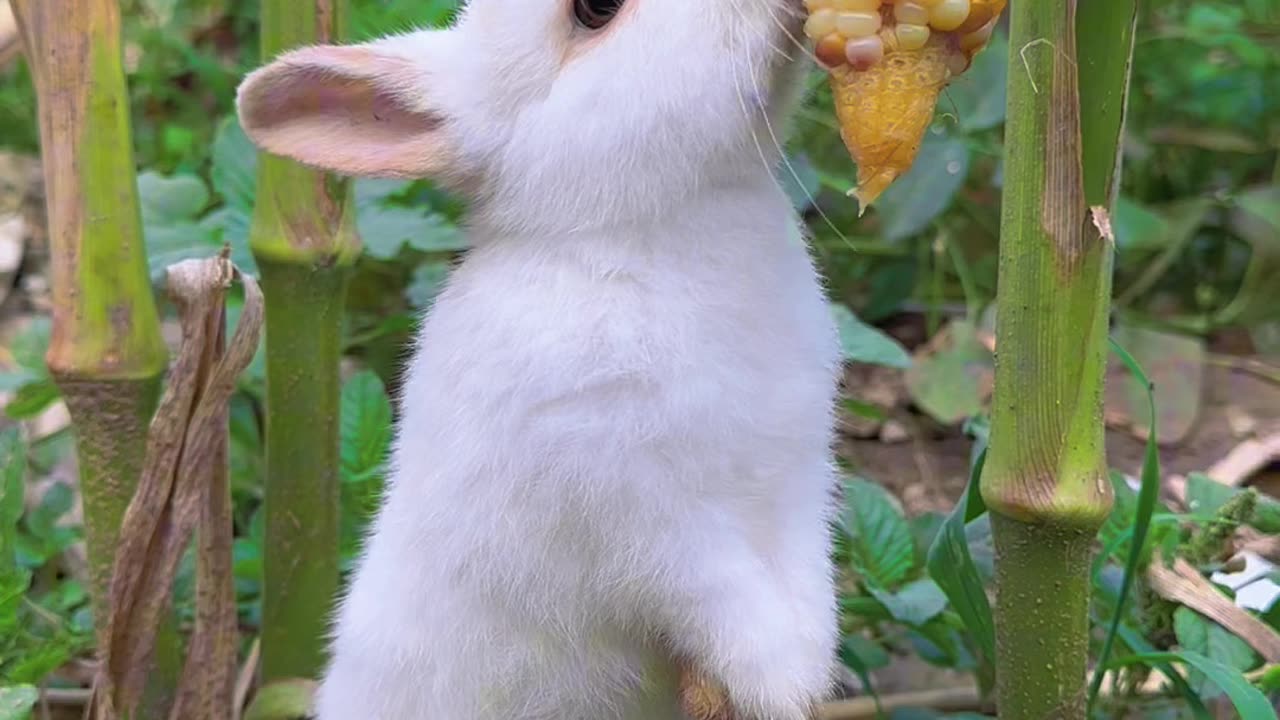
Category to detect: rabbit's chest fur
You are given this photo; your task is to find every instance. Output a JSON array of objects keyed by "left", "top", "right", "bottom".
[{"left": 319, "top": 184, "right": 841, "bottom": 718}]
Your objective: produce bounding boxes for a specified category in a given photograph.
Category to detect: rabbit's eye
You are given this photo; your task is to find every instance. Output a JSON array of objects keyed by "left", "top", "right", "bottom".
[{"left": 573, "top": 0, "right": 625, "bottom": 29}]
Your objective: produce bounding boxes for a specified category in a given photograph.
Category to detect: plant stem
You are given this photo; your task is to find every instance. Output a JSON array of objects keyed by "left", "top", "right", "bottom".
[
  {"left": 12, "top": 0, "right": 180, "bottom": 710},
  {"left": 980, "top": 0, "right": 1136, "bottom": 717},
  {"left": 251, "top": 0, "right": 359, "bottom": 683}
]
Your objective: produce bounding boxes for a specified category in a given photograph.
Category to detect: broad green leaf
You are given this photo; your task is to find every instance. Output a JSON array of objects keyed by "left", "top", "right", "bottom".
[
  {"left": 1108, "top": 323, "right": 1204, "bottom": 444},
  {"left": 945, "top": 30, "right": 1009, "bottom": 133},
  {"left": 869, "top": 577, "right": 949, "bottom": 627},
  {"left": 406, "top": 262, "right": 452, "bottom": 310},
  {"left": 1108, "top": 651, "right": 1276, "bottom": 720},
  {"left": 904, "top": 321, "right": 993, "bottom": 425},
  {"left": 840, "top": 478, "right": 915, "bottom": 589},
  {"left": 1174, "top": 607, "right": 1261, "bottom": 699},
  {"left": 1114, "top": 196, "right": 1169, "bottom": 253},
  {"left": 210, "top": 117, "right": 258, "bottom": 212},
  {"left": 0, "top": 684, "right": 37, "bottom": 720},
  {"left": 358, "top": 206, "right": 466, "bottom": 260},
  {"left": 831, "top": 304, "right": 911, "bottom": 369},
  {"left": 838, "top": 634, "right": 886, "bottom": 716},
  {"left": 1089, "top": 339, "right": 1163, "bottom": 707},
  {"left": 138, "top": 171, "right": 210, "bottom": 224},
  {"left": 243, "top": 679, "right": 317, "bottom": 720},
  {"left": 873, "top": 134, "right": 970, "bottom": 242},
  {"left": 926, "top": 442, "right": 993, "bottom": 665},
  {"left": 779, "top": 153, "right": 822, "bottom": 212},
  {"left": 340, "top": 371, "right": 393, "bottom": 483},
  {"left": 4, "top": 319, "right": 50, "bottom": 374},
  {"left": 1186, "top": 472, "right": 1280, "bottom": 532}
]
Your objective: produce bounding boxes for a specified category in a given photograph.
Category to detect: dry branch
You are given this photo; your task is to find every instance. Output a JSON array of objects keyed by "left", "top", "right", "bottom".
[
  {"left": 93, "top": 254, "right": 263, "bottom": 720},
  {"left": 1146, "top": 554, "right": 1280, "bottom": 663}
]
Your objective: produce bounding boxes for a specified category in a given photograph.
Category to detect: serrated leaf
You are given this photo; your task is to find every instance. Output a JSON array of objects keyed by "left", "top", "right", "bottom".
[
  {"left": 873, "top": 134, "right": 971, "bottom": 242},
  {"left": 0, "top": 685, "right": 37, "bottom": 720},
  {"left": 831, "top": 304, "right": 912, "bottom": 368},
  {"left": 840, "top": 478, "right": 915, "bottom": 589},
  {"left": 869, "top": 577, "right": 949, "bottom": 627},
  {"left": 340, "top": 371, "right": 393, "bottom": 483}
]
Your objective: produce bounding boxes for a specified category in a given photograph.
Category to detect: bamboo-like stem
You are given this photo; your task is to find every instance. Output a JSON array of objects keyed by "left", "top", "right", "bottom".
[
  {"left": 251, "top": 0, "right": 359, "bottom": 683},
  {"left": 979, "top": 0, "right": 1136, "bottom": 717},
  {"left": 11, "top": 0, "right": 180, "bottom": 710}
]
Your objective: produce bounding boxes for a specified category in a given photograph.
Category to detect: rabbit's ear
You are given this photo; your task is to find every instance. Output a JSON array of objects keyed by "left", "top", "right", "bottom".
[{"left": 236, "top": 43, "right": 457, "bottom": 180}]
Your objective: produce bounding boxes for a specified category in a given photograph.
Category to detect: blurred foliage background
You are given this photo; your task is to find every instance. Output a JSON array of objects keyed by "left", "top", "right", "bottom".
[{"left": 0, "top": 0, "right": 1278, "bottom": 714}]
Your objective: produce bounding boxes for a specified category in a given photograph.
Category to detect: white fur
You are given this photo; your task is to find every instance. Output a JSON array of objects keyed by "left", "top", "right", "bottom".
[{"left": 237, "top": 1, "right": 843, "bottom": 718}]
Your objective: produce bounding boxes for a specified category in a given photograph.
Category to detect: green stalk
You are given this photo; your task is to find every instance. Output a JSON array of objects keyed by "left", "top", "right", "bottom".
[
  {"left": 980, "top": 0, "right": 1136, "bottom": 717},
  {"left": 12, "top": 0, "right": 180, "bottom": 710},
  {"left": 251, "top": 0, "right": 360, "bottom": 683}
]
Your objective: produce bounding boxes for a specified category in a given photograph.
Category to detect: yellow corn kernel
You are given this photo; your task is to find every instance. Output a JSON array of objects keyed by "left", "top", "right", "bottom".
[
  {"left": 894, "top": 23, "right": 930, "bottom": 51},
  {"left": 805, "top": 0, "right": 1007, "bottom": 209},
  {"left": 833, "top": 0, "right": 883, "bottom": 10},
  {"left": 893, "top": 1, "right": 930, "bottom": 26},
  {"left": 835, "top": 11, "right": 882, "bottom": 38},
  {"left": 804, "top": 9, "right": 838, "bottom": 39},
  {"left": 928, "top": 0, "right": 969, "bottom": 31}
]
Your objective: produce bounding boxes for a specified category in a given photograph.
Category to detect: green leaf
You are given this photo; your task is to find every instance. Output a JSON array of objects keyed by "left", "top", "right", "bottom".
[
  {"left": 406, "top": 261, "right": 452, "bottom": 310},
  {"left": 3, "top": 381, "right": 59, "bottom": 421},
  {"left": 210, "top": 116, "right": 258, "bottom": 212},
  {"left": 6, "top": 320, "right": 49, "bottom": 373},
  {"left": 945, "top": 30, "right": 1009, "bottom": 133},
  {"left": 138, "top": 171, "right": 210, "bottom": 224},
  {"left": 904, "top": 321, "right": 993, "bottom": 425},
  {"left": 830, "top": 304, "right": 912, "bottom": 368},
  {"left": 1174, "top": 607, "right": 1261, "bottom": 699},
  {"left": 0, "top": 685, "right": 37, "bottom": 720},
  {"left": 0, "top": 429, "right": 25, "bottom": 555},
  {"left": 1107, "top": 651, "right": 1276, "bottom": 720},
  {"left": 1114, "top": 196, "right": 1169, "bottom": 254},
  {"left": 340, "top": 371, "right": 393, "bottom": 483},
  {"left": 1185, "top": 472, "right": 1280, "bottom": 533},
  {"left": 840, "top": 478, "right": 915, "bottom": 589},
  {"left": 838, "top": 634, "right": 886, "bottom": 716},
  {"left": 1089, "top": 338, "right": 1164, "bottom": 708},
  {"left": 869, "top": 577, "right": 949, "bottom": 627},
  {"left": 873, "top": 134, "right": 970, "bottom": 242},
  {"left": 243, "top": 678, "right": 317, "bottom": 720},
  {"left": 357, "top": 206, "right": 466, "bottom": 260},
  {"left": 925, "top": 443, "right": 994, "bottom": 665}
]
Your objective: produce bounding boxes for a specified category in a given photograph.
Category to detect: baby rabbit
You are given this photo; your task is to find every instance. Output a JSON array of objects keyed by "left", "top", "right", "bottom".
[{"left": 236, "top": 1, "right": 843, "bottom": 718}]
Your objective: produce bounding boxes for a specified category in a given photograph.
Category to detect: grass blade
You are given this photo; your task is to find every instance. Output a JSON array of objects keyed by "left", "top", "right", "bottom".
[
  {"left": 926, "top": 443, "right": 994, "bottom": 665},
  {"left": 1107, "top": 651, "right": 1277, "bottom": 720},
  {"left": 1088, "top": 337, "right": 1162, "bottom": 708}
]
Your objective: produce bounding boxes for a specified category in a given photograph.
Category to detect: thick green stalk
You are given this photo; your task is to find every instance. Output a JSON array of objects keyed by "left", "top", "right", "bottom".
[
  {"left": 12, "top": 0, "right": 180, "bottom": 710},
  {"left": 251, "top": 0, "right": 360, "bottom": 683},
  {"left": 980, "top": 0, "right": 1135, "bottom": 717}
]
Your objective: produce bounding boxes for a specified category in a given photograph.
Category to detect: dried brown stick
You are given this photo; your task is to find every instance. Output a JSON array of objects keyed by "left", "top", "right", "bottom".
[{"left": 1146, "top": 554, "right": 1280, "bottom": 663}]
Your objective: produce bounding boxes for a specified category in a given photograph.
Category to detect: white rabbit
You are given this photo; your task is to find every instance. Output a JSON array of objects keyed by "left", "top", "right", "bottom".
[{"left": 235, "top": 1, "right": 843, "bottom": 718}]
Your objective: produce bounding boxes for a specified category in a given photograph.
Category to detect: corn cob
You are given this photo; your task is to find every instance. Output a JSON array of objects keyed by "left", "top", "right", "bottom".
[{"left": 803, "top": 0, "right": 1006, "bottom": 211}]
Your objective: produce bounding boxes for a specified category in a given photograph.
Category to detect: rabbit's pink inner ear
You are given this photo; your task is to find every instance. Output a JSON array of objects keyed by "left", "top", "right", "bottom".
[{"left": 236, "top": 47, "right": 454, "bottom": 179}]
